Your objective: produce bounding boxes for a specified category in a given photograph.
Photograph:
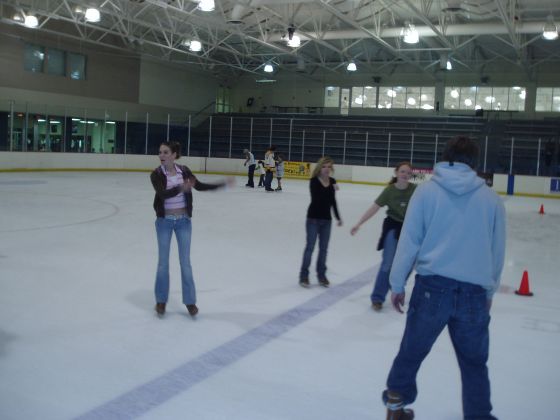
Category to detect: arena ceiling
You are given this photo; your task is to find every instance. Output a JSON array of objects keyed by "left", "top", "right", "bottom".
[{"left": 2, "top": 0, "right": 560, "bottom": 80}]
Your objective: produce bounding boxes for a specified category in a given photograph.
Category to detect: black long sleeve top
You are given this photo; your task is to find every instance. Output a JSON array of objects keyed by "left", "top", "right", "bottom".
[{"left": 306, "top": 176, "right": 341, "bottom": 221}]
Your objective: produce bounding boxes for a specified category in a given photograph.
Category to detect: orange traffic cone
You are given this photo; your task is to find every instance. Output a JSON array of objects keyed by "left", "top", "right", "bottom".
[
  {"left": 515, "top": 270, "right": 533, "bottom": 296},
  {"left": 539, "top": 204, "right": 545, "bottom": 215}
]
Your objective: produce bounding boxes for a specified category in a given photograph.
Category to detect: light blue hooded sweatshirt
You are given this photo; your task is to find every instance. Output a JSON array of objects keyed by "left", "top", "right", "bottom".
[{"left": 389, "top": 162, "right": 506, "bottom": 299}]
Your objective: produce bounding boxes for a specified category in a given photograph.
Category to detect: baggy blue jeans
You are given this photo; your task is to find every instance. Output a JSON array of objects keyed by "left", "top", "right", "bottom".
[
  {"left": 299, "top": 218, "right": 332, "bottom": 280},
  {"left": 371, "top": 229, "right": 398, "bottom": 304},
  {"left": 385, "top": 274, "right": 497, "bottom": 420},
  {"left": 154, "top": 215, "right": 196, "bottom": 305}
]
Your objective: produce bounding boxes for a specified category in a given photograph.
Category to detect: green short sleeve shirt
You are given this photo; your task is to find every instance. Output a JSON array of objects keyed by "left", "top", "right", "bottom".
[{"left": 374, "top": 183, "right": 417, "bottom": 222}]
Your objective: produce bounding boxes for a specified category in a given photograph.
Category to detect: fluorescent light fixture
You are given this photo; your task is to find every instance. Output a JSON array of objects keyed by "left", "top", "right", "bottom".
[
  {"left": 198, "top": 0, "right": 215, "bottom": 12},
  {"left": 264, "top": 64, "right": 274, "bottom": 73},
  {"left": 37, "top": 119, "right": 46, "bottom": 122},
  {"left": 50, "top": 120, "right": 61, "bottom": 124},
  {"left": 85, "top": 8, "right": 101, "bottom": 22},
  {"left": 450, "top": 89, "right": 459, "bottom": 98},
  {"left": 512, "top": 86, "right": 521, "bottom": 90},
  {"left": 326, "top": 86, "right": 335, "bottom": 92},
  {"left": 446, "top": 60, "right": 452, "bottom": 70},
  {"left": 365, "top": 86, "right": 373, "bottom": 90},
  {"left": 106, "top": 121, "right": 116, "bottom": 124},
  {"left": 402, "top": 22, "right": 419, "bottom": 44},
  {"left": 543, "top": 15, "right": 558, "bottom": 40},
  {"left": 287, "top": 35, "right": 301, "bottom": 48},
  {"left": 256, "top": 79, "right": 276, "bottom": 83},
  {"left": 346, "top": 61, "right": 357, "bottom": 71},
  {"left": 71, "top": 118, "right": 81, "bottom": 121},
  {"left": 421, "top": 104, "right": 434, "bottom": 110},
  {"left": 24, "top": 15, "right": 39, "bottom": 28},
  {"left": 187, "top": 40, "right": 202, "bottom": 52}
]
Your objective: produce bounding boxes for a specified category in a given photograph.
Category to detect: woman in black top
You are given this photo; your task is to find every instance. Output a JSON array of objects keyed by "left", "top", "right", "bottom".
[{"left": 299, "top": 156, "right": 343, "bottom": 288}]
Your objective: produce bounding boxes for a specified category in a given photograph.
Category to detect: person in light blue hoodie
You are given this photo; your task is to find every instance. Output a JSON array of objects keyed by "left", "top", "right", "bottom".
[{"left": 382, "top": 136, "right": 506, "bottom": 420}]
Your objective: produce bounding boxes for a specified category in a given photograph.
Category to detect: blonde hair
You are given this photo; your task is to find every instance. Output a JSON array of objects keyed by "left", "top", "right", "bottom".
[{"left": 311, "top": 156, "right": 335, "bottom": 178}]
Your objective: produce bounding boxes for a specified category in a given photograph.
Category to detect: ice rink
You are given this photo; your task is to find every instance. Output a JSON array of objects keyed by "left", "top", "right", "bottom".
[{"left": 1, "top": 170, "right": 559, "bottom": 420}]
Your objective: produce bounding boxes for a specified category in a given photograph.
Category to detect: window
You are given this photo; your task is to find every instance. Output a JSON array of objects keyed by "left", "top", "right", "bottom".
[
  {"left": 536, "top": 87, "right": 560, "bottom": 112},
  {"left": 379, "top": 86, "right": 434, "bottom": 110},
  {"left": 351, "top": 86, "right": 377, "bottom": 108},
  {"left": 324, "top": 86, "right": 340, "bottom": 108},
  {"left": 445, "top": 86, "right": 525, "bottom": 111},
  {"left": 47, "top": 48, "right": 66, "bottom": 76},
  {"left": 24, "top": 44, "right": 44, "bottom": 73},
  {"left": 69, "top": 53, "right": 86, "bottom": 80},
  {"left": 216, "top": 86, "right": 232, "bottom": 113}
]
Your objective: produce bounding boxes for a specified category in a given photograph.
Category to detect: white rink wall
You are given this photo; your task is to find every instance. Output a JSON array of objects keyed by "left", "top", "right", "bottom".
[{"left": 0, "top": 151, "right": 558, "bottom": 198}]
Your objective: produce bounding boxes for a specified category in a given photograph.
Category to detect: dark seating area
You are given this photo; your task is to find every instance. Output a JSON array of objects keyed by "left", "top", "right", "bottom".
[{"left": 191, "top": 114, "right": 486, "bottom": 169}]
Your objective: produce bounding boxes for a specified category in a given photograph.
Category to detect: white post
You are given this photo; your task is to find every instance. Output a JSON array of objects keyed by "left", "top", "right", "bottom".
[
  {"left": 208, "top": 115, "right": 213, "bottom": 157},
  {"left": 343, "top": 131, "right": 347, "bottom": 165},
  {"left": 410, "top": 132, "right": 414, "bottom": 164},
  {"left": 229, "top": 117, "right": 233, "bottom": 158},
  {"left": 187, "top": 114, "right": 191, "bottom": 156},
  {"left": 322, "top": 130, "right": 326, "bottom": 157},
  {"left": 124, "top": 111, "right": 128, "bottom": 155},
  {"left": 166, "top": 113, "right": 170, "bottom": 142},
  {"left": 434, "top": 133, "right": 438, "bottom": 166},
  {"left": 145, "top": 112, "right": 149, "bottom": 155},
  {"left": 249, "top": 117, "right": 253, "bottom": 151},
  {"left": 387, "top": 132, "right": 391, "bottom": 167},
  {"left": 302, "top": 130, "right": 305, "bottom": 162},
  {"left": 288, "top": 118, "right": 293, "bottom": 161},
  {"left": 537, "top": 137, "right": 541, "bottom": 176},
  {"left": 509, "top": 136, "right": 514, "bottom": 175},
  {"left": 8, "top": 100, "right": 14, "bottom": 152},
  {"left": 484, "top": 136, "right": 488, "bottom": 172},
  {"left": 364, "top": 132, "right": 369, "bottom": 165},
  {"left": 269, "top": 118, "right": 273, "bottom": 147}
]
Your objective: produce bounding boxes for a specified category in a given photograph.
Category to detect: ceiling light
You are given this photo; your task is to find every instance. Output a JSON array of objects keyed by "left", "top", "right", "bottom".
[
  {"left": 24, "top": 15, "right": 39, "bottom": 28},
  {"left": 407, "top": 97, "right": 416, "bottom": 106},
  {"left": 198, "top": 0, "right": 215, "bottom": 12},
  {"left": 185, "top": 40, "right": 202, "bottom": 52},
  {"left": 543, "top": 15, "right": 558, "bottom": 40},
  {"left": 287, "top": 35, "right": 301, "bottom": 48},
  {"left": 387, "top": 89, "right": 397, "bottom": 98},
  {"left": 365, "top": 86, "right": 373, "bottom": 90},
  {"left": 85, "top": 8, "right": 101, "bottom": 22},
  {"left": 264, "top": 64, "right": 274, "bottom": 73},
  {"left": 485, "top": 96, "right": 495, "bottom": 104},
  {"left": 402, "top": 22, "right": 419, "bottom": 44},
  {"left": 13, "top": 13, "right": 23, "bottom": 22},
  {"left": 464, "top": 98, "right": 473, "bottom": 107},
  {"left": 354, "top": 97, "right": 363, "bottom": 105},
  {"left": 450, "top": 89, "right": 459, "bottom": 98},
  {"left": 346, "top": 61, "right": 357, "bottom": 71},
  {"left": 446, "top": 60, "right": 452, "bottom": 70}
]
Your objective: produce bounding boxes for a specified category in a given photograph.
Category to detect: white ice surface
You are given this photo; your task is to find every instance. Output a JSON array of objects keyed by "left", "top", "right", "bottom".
[{"left": 0, "top": 171, "right": 559, "bottom": 420}]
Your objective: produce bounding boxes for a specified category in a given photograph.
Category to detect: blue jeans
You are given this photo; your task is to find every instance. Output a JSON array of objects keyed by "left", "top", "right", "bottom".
[
  {"left": 299, "top": 218, "right": 332, "bottom": 280},
  {"left": 154, "top": 215, "right": 196, "bottom": 305},
  {"left": 385, "top": 275, "right": 496, "bottom": 420},
  {"left": 371, "top": 229, "right": 398, "bottom": 304}
]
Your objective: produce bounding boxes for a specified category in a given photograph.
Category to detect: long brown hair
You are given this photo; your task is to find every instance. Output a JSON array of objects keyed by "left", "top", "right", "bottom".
[
  {"left": 389, "top": 161, "right": 412, "bottom": 184},
  {"left": 311, "top": 156, "right": 335, "bottom": 179},
  {"left": 160, "top": 141, "right": 182, "bottom": 159}
]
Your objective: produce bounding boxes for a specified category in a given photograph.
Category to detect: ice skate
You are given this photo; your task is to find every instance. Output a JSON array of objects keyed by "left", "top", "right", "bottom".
[{"left": 385, "top": 391, "right": 414, "bottom": 420}]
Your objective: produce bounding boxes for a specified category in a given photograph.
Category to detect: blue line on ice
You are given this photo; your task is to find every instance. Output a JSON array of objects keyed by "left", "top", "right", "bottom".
[{"left": 74, "top": 266, "right": 376, "bottom": 420}]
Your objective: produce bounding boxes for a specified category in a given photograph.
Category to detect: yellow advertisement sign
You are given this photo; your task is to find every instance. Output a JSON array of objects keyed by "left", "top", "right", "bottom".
[{"left": 284, "top": 161, "right": 311, "bottom": 179}]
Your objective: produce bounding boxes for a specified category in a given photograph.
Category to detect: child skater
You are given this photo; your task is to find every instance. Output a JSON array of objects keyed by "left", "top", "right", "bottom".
[
  {"left": 257, "top": 160, "right": 266, "bottom": 187},
  {"left": 275, "top": 154, "right": 285, "bottom": 191}
]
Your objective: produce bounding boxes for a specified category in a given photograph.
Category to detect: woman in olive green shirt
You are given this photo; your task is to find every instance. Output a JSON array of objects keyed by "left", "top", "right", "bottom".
[{"left": 351, "top": 162, "right": 416, "bottom": 311}]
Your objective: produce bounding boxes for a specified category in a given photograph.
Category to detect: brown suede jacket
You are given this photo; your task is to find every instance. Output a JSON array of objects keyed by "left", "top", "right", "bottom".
[{"left": 150, "top": 164, "right": 224, "bottom": 218}]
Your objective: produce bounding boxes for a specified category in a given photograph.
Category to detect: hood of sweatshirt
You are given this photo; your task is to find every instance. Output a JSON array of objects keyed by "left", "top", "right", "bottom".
[{"left": 432, "top": 162, "right": 485, "bottom": 196}]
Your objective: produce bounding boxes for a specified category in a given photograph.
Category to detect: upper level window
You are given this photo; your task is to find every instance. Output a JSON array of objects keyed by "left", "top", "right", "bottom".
[
  {"left": 445, "top": 86, "right": 525, "bottom": 111},
  {"left": 351, "top": 86, "right": 377, "bottom": 108},
  {"left": 24, "top": 44, "right": 44, "bottom": 73},
  {"left": 324, "top": 86, "right": 340, "bottom": 107},
  {"left": 47, "top": 48, "right": 66, "bottom": 76},
  {"left": 69, "top": 53, "right": 86, "bottom": 80},
  {"left": 379, "top": 86, "right": 435, "bottom": 110},
  {"left": 536, "top": 87, "right": 560, "bottom": 112}
]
